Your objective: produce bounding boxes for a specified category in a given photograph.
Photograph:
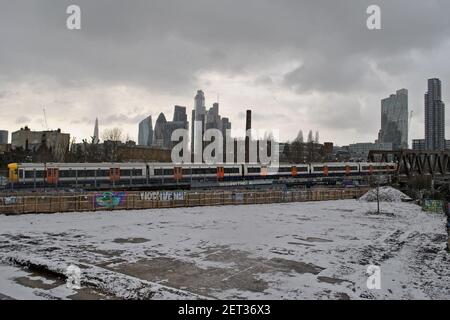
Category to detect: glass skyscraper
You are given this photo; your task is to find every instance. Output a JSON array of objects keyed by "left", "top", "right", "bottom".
[
  {"left": 425, "top": 78, "right": 445, "bottom": 150},
  {"left": 379, "top": 89, "right": 408, "bottom": 149}
]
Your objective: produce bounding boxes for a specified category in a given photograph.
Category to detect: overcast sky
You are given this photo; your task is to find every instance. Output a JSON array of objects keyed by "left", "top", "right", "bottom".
[{"left": 1, "top": 0, "right": 450, "bottom": 146}]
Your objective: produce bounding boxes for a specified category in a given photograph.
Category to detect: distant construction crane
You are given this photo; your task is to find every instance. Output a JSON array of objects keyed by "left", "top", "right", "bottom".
[
  {"left": 43, "top": 107, "right": 49, "bottom": 131},
  {"left": 408, "top": 110, "right": 413, "bottom": 137}
]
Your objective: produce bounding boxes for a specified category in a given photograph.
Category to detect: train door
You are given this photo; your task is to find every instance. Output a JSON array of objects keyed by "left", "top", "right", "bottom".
[
  {"left": 217, "top": 167, "right": 224, "bottom": 179},
  {"left": 261, "top": 166, "right": 268, "bottom": 177},
  {"left": 174, "top": 167, "right": 183, "bottom": 180},
  {"left": 345, "top": 165, "right": 350, "bottom": 176},
  {"left": 291, "top": 166, "right": 297, "bottom": 177},
  {"left": 110, "top": 168, "right": 120, "bottom": 182},
  {"left": 47, "top": 168, "right": 59, "bottom": 184},
  {"left": 323, "top": 166, "right": 329, "bottom": 176}
]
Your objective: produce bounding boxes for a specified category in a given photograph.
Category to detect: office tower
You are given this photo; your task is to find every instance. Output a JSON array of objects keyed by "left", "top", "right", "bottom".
[
  {"left": 425, "top": 78, "right": 446, "bottom": 150},
  {"left": 153, "top": 113, "right": 168, "bottom": 148},
  {"left": 0, "top": 130, "right": 8, "bottom": 144},
  {"left": 166, "top": 106, "right": 189, "bottom": 149},
  {"left": 138, "top": 116, "right": 153, "bottom": 146},
  {"left": 193, "top": 90, "right": 206, "bottom": 161},
  {"left": 379, "top": 89, "right": 408, "bottom": 149},
  {"left": 194, "top": 90, "right": 206, "bottom": 119},
  {"left": 173, "top": 105, "right": 188, "bottom": 123},
  {"left": 93, "top": 118, "right": 99, "bottom": 144},
  {"left": 191, "top": 109, "right": 195, "bottom": 160},
  {"left": 245, "top": 110, "right": 252, "bottom": 163},
  {"left": 206, "top": 102, "right": 221, "bottom": 130}
]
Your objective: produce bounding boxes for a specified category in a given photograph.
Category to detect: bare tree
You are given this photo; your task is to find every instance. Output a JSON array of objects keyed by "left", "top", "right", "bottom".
[
  {"left": 102, "top": 127, "right": 123, "bottom": 142},
  {"left": 295, "top": 130, "right": 304, "bottom": 143},
  {"left": 315, "top": 131, "right": 319, "bottom": 143},
  {"left": 307, "top": 130, "right": 313, "bottom": 143}
]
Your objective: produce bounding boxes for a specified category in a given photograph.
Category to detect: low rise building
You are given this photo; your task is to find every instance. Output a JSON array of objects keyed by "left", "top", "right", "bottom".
[
  {"left": 347, "top": 142, "right": 392, "bottom": 161},
  {"left": 11, "top": 127, "right": 70, "bottom": 162}
]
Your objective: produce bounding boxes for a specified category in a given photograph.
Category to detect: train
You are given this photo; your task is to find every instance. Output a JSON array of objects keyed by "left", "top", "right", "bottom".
[{"left": 6, "top": 162, "right": 397, "bottom": 189}]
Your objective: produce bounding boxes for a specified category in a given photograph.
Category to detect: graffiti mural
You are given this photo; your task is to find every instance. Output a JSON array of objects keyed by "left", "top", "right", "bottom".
[
  {"left": 94, "top": 192, "right": 127, "bottom": 208},
  {"left": 1, "top": 197, "right": 17, "bottom": 205},
  {"left": 422, "top": 199, "right": 443, "bottom": 213},
  {"left": 139, "top": 191, "right": 185, "bottom": 201}
]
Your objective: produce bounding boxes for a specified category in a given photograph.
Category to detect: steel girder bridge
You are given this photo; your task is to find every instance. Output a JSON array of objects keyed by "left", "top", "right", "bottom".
[{"left": 368, "top": 149, "right": 450, "bottom": 177}]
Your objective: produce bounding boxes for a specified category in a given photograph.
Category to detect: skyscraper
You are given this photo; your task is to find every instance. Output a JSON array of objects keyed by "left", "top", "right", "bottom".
[
  {"left": 173, "top": 105, "right": 188, "bottom": 123},
  {"left": 193, "top": 90, "right": 206, "bottom": 160},
  {"left": 166, "top": 105, "right": 189, "bottom": 149},
  {"left": 138, "top": 116, "right": 153, "bottom": 146},
  {"left": 425, "top": 78, "right": 446, "bottom": 150},
  {"left": 0, "top": 130, "right": 8, "bottom": 144},
  {"left": 153, "top": 113, "right": 168, "bottom": 148},
  {"left": 194, "top": 90, "right": 206, "bottom": 120},
  {"left": 379, "top": 89, "right": 408, "bottom": 149},
  {"left": 93, "top": 118, "right": 99, "bottom": 144}
]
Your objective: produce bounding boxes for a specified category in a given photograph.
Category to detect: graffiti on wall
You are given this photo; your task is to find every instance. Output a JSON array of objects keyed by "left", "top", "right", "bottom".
[
  {"left": 140, "top": 191, "right": 185, "bottom": 201},
  {"left": 94, "top": 192, "right": 127, "bottom": 208},
  {"left": 1, "top": 197, "right": 17, "bottom": 205},
  {"left": 422, "top": 199, "right": 443, "bottom": 213}
]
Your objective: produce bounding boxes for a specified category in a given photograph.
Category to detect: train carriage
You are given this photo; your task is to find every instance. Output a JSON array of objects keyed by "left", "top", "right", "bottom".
[
  {"left": 310, "top": 162, "right": 360, "bottom": 177},
  {"left": 7, "top": 161, "right": 398, "bottom": 189},
  {"left": 359, "top": 162, "right": 397, "bottom": 174},
  {"left": 9, "top": 162, "right": 147, "bottom": 188}
]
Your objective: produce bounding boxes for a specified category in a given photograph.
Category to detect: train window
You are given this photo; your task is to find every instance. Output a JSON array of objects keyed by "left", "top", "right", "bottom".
[
  {"left": 163, "top": 169, "right": 173, "bottom": 175},
  {"left": 121, "top": 170, "right": 131, "bottom": 176},
  {"left": 97, "top": 170, "right": 110, "bottom": 177},
  {"left": 277, "top": 167, "right": 292, "bottom": 173},
  {"left": 25, "top": 171, "right": 35, "bottom": 178},
  {"left": 191, "top": 168, "right": 216, "bottom": 175},
  {"left": 60, "top": 170, "right": 77, "bottom": 178},
  {"left": 297, "top": 167, "right": 308, "bottom": 172},
  {"left": 76, "top": 170, "right": 86, "bottom": 178},
  {"left": 313, "top": 166, "right": 324, "bottom": 171},
  {"left": 35, "top": 170, "right": 45, "bottom": 178},
  {"left": 327, "top": 166, "right": 357, "bottom": 171},
  {"left": 247, "top": 167, "right": 261, "bottom": 173},
  {"left": 85, "top": 170, "right": 96, "bottom": 177},
  {"left": 182, "top": 168, "right": 192, "bottom": 175},
  {"left": 224, "top": 167, "right": 240, "bottom": 174},
  {"left": 134, "top": 169, "right": 143, "bottom": 176}
]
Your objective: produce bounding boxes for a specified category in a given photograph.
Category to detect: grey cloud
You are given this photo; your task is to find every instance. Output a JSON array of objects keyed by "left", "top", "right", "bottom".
[
  {"left": 15, "top": 116, "right": 31, "bottom": 124},
  {"left": 1, "top": 0, "right": 450, "bottom": 144}
]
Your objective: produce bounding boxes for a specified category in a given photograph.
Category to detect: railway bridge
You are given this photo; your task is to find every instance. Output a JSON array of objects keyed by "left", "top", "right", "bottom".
[{"left": 368, "top": 150, "right": 450, "bottom": 177}]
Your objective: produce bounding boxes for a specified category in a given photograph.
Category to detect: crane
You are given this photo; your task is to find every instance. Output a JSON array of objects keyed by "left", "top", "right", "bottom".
[{"left": 43, "top": 107, "right": 49, "bottom": 131}]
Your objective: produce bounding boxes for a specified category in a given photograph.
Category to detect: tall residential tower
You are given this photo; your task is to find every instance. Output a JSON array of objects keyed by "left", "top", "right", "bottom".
[
  {"left": 378, "top": 89, "right": 408, "bottom": 149},
  {"left": 425, "top": 78, "right": 446, "bottom": 150}
]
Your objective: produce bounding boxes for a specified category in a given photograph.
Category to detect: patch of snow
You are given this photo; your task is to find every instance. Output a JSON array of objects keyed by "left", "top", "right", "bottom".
[
  {"left": 0, "top": 200, "right": 448, "bottom": 299},
  {"left": 359, "top": 186, "right": 411, "bottom": 202}
]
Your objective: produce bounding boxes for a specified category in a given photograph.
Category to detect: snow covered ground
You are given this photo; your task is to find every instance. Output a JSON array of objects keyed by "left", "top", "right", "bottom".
[{"left": 0, "top": 199, "right": 448, "bottom": 300}]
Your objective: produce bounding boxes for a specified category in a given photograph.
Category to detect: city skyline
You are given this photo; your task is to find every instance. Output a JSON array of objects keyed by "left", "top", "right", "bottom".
[{"left": 1, "top": 1, "right": 450, "bottom": 145}]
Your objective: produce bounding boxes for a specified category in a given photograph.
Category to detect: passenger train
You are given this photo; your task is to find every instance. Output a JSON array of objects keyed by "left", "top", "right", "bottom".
[{"left": 6, "top": 162, "right": 397, "bottom": 189}]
